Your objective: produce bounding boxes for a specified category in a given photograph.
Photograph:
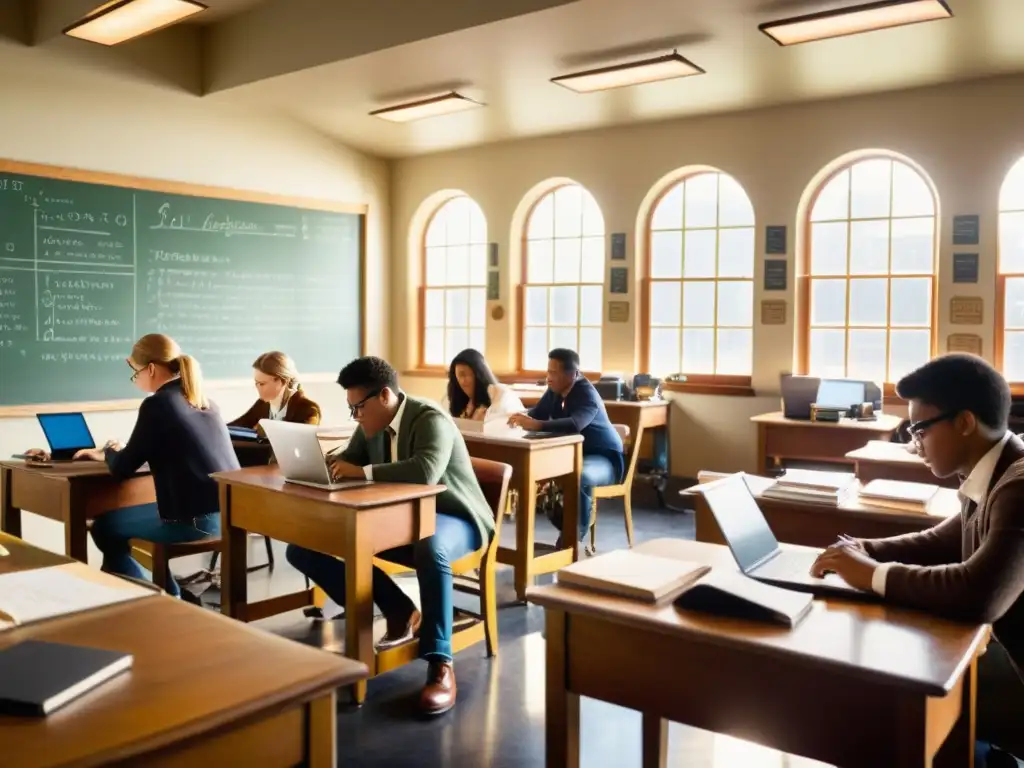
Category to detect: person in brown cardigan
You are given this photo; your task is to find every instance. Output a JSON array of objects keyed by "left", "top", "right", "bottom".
[
  {"left": 811, "top": 354, "right": 1024, "bottom": 767},
  {"left": 230, "top": 351, "right": 321, "bottom": 428}
]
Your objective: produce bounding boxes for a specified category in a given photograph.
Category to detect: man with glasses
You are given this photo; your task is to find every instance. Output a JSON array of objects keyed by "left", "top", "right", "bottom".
[
  {"left": 811, "top": 353, "right": 1024, "bottom": 767},
  {"left": 284, "top": 356, "right": 493, "bottom": 716}
]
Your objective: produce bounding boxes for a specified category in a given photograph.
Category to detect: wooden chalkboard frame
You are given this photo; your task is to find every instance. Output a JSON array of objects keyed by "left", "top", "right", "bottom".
[{"left": 0, "top": 158, "right": 368, "bottom": 417}]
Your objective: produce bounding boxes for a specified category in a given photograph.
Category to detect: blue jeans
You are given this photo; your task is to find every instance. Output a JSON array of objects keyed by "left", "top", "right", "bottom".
[
  {"left": 576, "top": 454, "right": 620, "bottom": 540},
  {"left": 286, "top": 512, "right": 482, "bottom": 663},
  {"left": 90, "top": 503, "right": 220, "bottom": 598}
]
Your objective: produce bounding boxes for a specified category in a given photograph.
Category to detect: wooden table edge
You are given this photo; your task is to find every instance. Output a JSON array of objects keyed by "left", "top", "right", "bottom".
[{"left": 526, "top": 586, "right": 986, "bottom": 698}]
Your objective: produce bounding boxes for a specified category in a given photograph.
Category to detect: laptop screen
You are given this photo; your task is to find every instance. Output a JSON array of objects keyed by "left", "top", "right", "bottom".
[
  {"left": 36, "top": 413, "right": 95, "bottom": 452},
  {"left": 700, "top": 476, "right": 780, "bottom": 573},
  {"left": 815, "top": 379, "right": 865, "bottom": 410}
]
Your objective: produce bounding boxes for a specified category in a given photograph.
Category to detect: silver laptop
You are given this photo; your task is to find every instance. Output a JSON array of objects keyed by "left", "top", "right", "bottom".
[
  {"left": 258, "top": 419, "right": 372, "bottom": 492},
  {"left": 700, "top": 474, "right": 876, "bottom": 600}
]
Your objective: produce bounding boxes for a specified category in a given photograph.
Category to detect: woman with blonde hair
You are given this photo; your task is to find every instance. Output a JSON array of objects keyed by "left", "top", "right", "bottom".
[
  {"left": 230, "top": 351, "right": 321, "bottom": 427},
  {"left": 27, "top": 334, "right": 239, "bottom": 599}
]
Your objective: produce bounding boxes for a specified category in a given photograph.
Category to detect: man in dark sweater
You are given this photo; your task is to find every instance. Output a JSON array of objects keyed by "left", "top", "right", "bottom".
[
  {"left": 811, "top": 354, "right": 1024, "bottom": 767},
  {"left": 508, "top": 348, "right": 624, "bottom": 543}
]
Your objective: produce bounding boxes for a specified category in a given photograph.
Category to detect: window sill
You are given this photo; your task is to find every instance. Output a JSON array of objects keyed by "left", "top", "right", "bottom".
[
  {"left": 402, "top": 369, "right": 448, "bottom": 379},
  {"left": 663, "top": 381, "right": 756, "bottom": 397}
]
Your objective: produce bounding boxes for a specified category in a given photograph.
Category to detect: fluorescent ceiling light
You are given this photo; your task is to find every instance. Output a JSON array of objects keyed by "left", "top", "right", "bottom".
[
  {"left": 759, "top": 0, "right": 952, "bottom": 46},
  {"left": 63, "top": 0, "right": 207, "bottom": 46},
  {"left": 551, "top": 51, "right": 704, "bottom": 94},
  {"left": 370, "top": 92, "right": 484, "bottom": 123}
]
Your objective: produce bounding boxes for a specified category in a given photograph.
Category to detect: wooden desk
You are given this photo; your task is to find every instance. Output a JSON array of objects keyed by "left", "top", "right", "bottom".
[
  {"left": 0, "top": 461, "right": 155, "bottom": 562},
  {"left": 214, "top": 466, "right": 443, "bottom": 704},
  {"left": 0, "top": 533, "right": 367, "bottom": 768},
  {"left": 693, "top": 480, "right": 960, "bottom": 548},
  {"left": 461, "top": 432, "right": 582, "bottom": 602},
  {"left": 752, "top": 411, "right": 903, "bottom": 473},
  {"left": 847, "top": 441, "right": 959, "bottom": 488},
  {"left": 530, "top": 538, "right": 987, "bottom": 768}
]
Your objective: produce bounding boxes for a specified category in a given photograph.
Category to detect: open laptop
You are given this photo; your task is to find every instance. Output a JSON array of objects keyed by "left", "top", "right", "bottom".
[
  {"left": 258, "top": 419, "right": 372, "bottom": 492},
  {"left": 780, "top": 374, "right": 819, "bottom": 420},
  {"left": 699, "top": 473, "right": 877, "bottom": 600},
  {"left": 36, "top": 413, "right": 97, "bottom": 461},
  {"left": 815, "top": 379, "right": 866, "bottom": 411}
]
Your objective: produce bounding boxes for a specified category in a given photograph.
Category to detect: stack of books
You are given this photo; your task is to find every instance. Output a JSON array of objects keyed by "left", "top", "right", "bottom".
[
  {"left": 761, "top": 468, "right": 857, "bottom": 505},
  {"left": 857, "top": 479, "right": 940, "bottom": 514}
]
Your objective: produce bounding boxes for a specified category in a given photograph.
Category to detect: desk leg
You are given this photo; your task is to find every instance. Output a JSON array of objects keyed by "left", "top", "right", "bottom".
[
  {"left": 220, "top": 485, "right": 249, "bottom": 619},
  {"left": 933, "top": 657, "right": 978, "bottom": 768},
  {"left": 546, "top": 609, "right": 579, "bottom": 768},
  {"left": 0, "top": 468, "right": 22, "bottom": 538},
  {"left": 514, "top": 469, "right": 537, "bottom": 603},
  {"left": 345, "top": 522, "right": 374, "bottom": 705},
  {"left": 642, "top": 715, "right": 668, "bottom": 768},
  {"left": 307, "top": 692, "right": 337, "bottom": 768},
  {"left": 757, "top": 424, "right": 767, "bottom": 475},
  {"left": 65, "top": 490, "right": 88, "bottom": 563},
  {"left": 563, "top": 444, "right": 582, "bottom": 564}
]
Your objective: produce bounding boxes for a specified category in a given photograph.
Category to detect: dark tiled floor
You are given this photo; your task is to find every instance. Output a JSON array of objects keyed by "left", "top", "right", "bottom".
[{"left": 187, "top": 482, "right": 827, "bottom": 767}]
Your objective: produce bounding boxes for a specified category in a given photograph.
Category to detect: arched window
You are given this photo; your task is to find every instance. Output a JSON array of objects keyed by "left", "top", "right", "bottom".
[
  {"left": 421, "top": 195, "right": 487, "bottom": 367},
  {"left": 645, "top": 171, "right": 755, "bottom": 378},
  {"left": 803, "top": 156, "right": 936, "bottom": 383},
  {"left": 998, "top": 158, "right": 1024, "bottom": 380},
  {"left": 521, "top": 184, "right": 605, "bottom": 372}
]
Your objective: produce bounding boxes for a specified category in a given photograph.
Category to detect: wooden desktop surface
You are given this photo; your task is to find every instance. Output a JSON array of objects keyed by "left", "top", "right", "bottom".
[
  {"left": 751, "top": 411, "right": 904, "bottom": 473},
  {"left": 847, "top": 441, "right": 958, "bottom": 488},
  {"left": 692, "top": 478, "right": 959, "bottom": 548},
  {"left": 530, "top": 538, "right": 987, "bottom": 768},
  {"left": 0, "top": 532, "right": 367, "bottom": 768},
  {"left": 460, "top": 431, "right": 583, "bottom": 600},
  {"left": 215, "top": 466, "right": 443, "bottom": 704},
  {"left": 0, "top": 460, "right": 156, "bottom": 562}
]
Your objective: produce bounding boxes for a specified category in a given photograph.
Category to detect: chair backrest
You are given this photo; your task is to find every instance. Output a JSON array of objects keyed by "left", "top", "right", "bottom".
[
  {"left": 470, "top": 456, "right": 513, "bottom": 525},
  {"left": 613, "top": 422, "right": 643, "bottom": 485}
]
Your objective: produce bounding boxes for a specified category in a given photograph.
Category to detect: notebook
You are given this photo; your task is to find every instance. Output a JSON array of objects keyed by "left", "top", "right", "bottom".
[
  {"left": 0, "top": 562, "right": 156, "bottom": 631},
  {"left": 675, "top": 569, "right": 815, "bottom": 628},
  {"left": 0, "top": 640, "right": 132, "bottom": 716},
  {"left": 858, "top": 479, "right": 940, "bottom": 513},
  {"left": 557, "top": 549, "right": 710, "bottom": 602}
]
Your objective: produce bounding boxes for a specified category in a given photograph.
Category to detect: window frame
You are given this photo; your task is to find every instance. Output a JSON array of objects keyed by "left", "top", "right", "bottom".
[
  {"left": 995, "top": 159, "right": 1024, "bottom": 391},
  {"left": 797, "top": 156, "right": 939, "bottom": 393},
  {"left": 517, "top": 183, "right": 605, "bottom": 376},
  {"left": 417, "top": 195, "right": 488, "bottom": 371},
  {"left": 639, "top": 171, "right": 756, "bottom": 396}
]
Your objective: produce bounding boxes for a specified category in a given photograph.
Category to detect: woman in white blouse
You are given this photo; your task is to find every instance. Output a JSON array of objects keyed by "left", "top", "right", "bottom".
[{"left": 442, "top": 348, "right": 524, "bottom": 421}]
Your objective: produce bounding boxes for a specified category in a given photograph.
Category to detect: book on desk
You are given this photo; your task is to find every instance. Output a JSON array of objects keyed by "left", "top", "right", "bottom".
[{"left": 558, "top": 549, "right": 814, "bottom": 627}]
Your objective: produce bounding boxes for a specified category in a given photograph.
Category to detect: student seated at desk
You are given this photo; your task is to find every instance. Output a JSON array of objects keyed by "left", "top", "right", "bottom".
[
  {"left": 284, "top": 356, "right": 493, "bottom": 716},
  {"left": 507, "top": 348, "right": 624, "bottom": 545},
  {"left": 811, "top": 354, "right": 1024, "bottom": 767},
  {"left": 229, "top": 351, "right": 321, "bottom": 428},
  {"left": 441, "top": 348, "right": 524, "bottom": 421},
  {"left": 25, "top": 334, "right": 239, "bottom": 600}
]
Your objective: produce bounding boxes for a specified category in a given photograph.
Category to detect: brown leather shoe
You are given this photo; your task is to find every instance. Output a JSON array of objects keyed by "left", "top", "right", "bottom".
[
  {"left": 377, "top": 608, "right": 421, "bottom": 650},
  {"left": 420, "top": 661, "right": 456, "bottom": 716}
]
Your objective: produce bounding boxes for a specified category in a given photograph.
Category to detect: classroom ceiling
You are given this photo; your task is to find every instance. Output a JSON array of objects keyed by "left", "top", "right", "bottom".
[{"left": 12, "top": 0, "right": 1024, "bottom": 158}]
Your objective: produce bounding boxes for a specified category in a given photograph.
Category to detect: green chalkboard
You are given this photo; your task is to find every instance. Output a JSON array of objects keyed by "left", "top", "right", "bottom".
[{"left": 0, "top": 160, "right": 364, "bottom": 409}]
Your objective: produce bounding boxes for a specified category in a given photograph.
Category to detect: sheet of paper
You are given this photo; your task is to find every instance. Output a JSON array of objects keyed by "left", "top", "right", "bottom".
[{"left": 0, "top": 563, "right": 154, "bottom": 628}]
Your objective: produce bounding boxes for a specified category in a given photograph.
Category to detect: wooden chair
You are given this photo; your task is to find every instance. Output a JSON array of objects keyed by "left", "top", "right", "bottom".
[
  {"left": 587, "top": 423, "right": 642, "bottom": 556},
  {"left": 130, "top": 537, "right": 222, "bottom": 594},
  {"left": 373, "top": 456, "right": 511, "bottom": 658}
]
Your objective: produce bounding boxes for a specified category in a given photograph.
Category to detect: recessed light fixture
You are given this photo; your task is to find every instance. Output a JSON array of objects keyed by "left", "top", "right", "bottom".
[
  {"left": 551, "top": 51, "right": 705, "bottom": 93},
  {"left": 369, "top": 92, "right": 484, "bottom": 123},
  {"left": 759, "top": 0, "right": 952, "bottom": 46},
  {"left": 63, "top": 0, "right": 207, "bottom": 46}
]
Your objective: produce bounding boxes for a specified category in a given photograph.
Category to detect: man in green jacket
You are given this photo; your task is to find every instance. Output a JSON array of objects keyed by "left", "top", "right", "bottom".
[{"left": 285, "top": 356, "right": 493, "bottom": 715}]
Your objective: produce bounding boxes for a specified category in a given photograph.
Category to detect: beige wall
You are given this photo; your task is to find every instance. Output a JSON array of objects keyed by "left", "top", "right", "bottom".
[
  {"left": 393, "top": 74, "right": 1024, "bottom": 477},
  {"left": 0, "top": 45, "right": 388, "bottom": 558}
]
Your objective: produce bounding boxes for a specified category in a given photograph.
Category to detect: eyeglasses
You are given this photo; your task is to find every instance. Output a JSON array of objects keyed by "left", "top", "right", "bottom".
[
  {"left": 907, "top": 411, "right": 957, "bottom": 444},
  {"left": 127, "top": 359, "right": 142, "bottom": 383},
  {"left": 348, "top": 389, "right": 382, "bottom": 419}
]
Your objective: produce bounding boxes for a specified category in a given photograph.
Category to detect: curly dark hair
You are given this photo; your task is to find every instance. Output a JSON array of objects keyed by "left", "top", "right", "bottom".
[
  {"left": 337, "top": 356, "right": 399, "bottom": 392},
  {"left": 896, "top": 353, "right": 1010, "bottom": 431}
]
